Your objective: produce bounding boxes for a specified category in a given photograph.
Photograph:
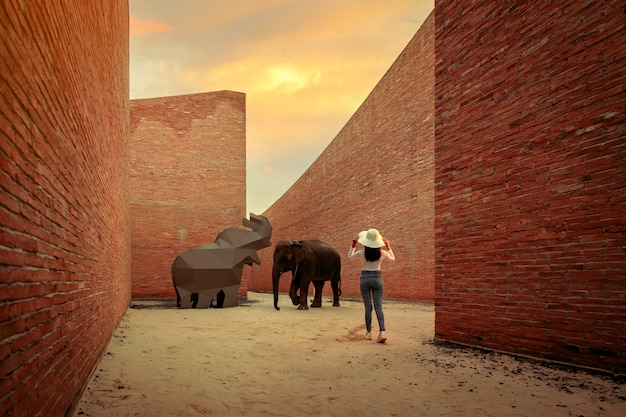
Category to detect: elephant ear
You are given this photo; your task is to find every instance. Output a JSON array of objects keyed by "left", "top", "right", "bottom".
[{"left": 292, "top": 241, "right": 306, "bottom": 263}]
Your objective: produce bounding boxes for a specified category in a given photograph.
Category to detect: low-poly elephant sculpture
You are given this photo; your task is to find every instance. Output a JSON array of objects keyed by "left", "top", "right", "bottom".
[
  {"left": 272, "top": 239, "right": 341, "bottom": 310},
  {"left": 171, "top": 213, "right": 272, "bottom": 308}
]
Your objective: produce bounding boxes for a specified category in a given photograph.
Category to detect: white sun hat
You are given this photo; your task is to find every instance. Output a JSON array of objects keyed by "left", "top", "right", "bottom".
[{"left": 357, "top": 228, "right": 385, "bottom": 248}]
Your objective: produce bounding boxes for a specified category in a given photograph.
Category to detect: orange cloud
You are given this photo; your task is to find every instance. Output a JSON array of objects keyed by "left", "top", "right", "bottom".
[{"left": 130, "top": 16, "right": 172, "bottom": 36}]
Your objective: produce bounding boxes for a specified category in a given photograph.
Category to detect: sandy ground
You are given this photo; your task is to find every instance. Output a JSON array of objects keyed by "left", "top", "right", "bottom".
[{"left": 73, "top": 292, "right": 625, "bottom": 417}]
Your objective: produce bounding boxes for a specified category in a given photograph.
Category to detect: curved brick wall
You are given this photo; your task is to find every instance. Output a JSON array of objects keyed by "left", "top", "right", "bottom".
[
  {"left": 247, "top": 0, "right": 625, "bottom": 376},
  {"left": 0, "top": 2, "right": 130, "bottom": 415},
  {"left": 130, "top": 92, "right": 246, "bottom": 298},
  {"left": 246, "top": 13, "right": 436, "bottom": 304},
  {"left": 434, "top": 1, "right": 625, "bottom": 375}
]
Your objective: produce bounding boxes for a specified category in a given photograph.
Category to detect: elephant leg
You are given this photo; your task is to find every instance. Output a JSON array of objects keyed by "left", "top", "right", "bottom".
[
  {"left": 176, "top": 288, "right": 193, "bottom": 309},
  {"left": 218, "top": 285, "right": 240, "bottom": 308},
  {"left": 190, "top": 293, "right": 200, "bottom": 308},
  {"left": 172, "top": 275, "right": 182, "bottom": 308},
  {"left": 331, "top": 278, "right": 341, "bottom": 306},
  {"left": 175, "top": 288, "right": 181, "bottom": 308},
  {"left": 297, "top": 279, "right": 310, "bottom": 310},
  {"left": 310, "top": 280, "right": 324, "bottom": 307},
  {"left": 289, "top": 278, "right": 300, "bottom": 306}
]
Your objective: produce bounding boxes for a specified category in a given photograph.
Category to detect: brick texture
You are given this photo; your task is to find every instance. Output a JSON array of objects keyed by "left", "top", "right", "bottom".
[
  {"left": 130, "top": 92, "right": 247, "bottom": 298},
  {"left": 1, "top": 4, "right": 624, "bottom": 417},
  {"left": 434, "top": 0, "right": 626, "bottom": 375},
  {"left": 0, "top": 1, "right": 130, "bottom": 416},
  {"left": 245, "top": 13, "right": 436, "bottom": 305}
]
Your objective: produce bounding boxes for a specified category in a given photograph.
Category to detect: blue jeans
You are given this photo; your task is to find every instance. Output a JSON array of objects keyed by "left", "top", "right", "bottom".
[{"left": 359, "top": 270, "right": 385, "bottom": 332}]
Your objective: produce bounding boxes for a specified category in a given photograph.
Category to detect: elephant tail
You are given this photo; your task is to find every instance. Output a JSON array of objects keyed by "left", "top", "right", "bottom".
[{"left": 338, "top": 278, "right": 342, "bottom": 296}]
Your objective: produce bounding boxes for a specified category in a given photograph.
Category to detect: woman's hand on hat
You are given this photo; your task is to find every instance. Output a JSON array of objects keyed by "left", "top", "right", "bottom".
[
  {"left": 352, "top": 239, "right": 358, "bottom": 248},
  {"left": 383, "top": 237, "right": 391, "bottom": 250}
]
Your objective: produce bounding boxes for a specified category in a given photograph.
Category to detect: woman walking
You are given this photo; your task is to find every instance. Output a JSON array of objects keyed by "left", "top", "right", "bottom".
[{"left": 347, "top": 228, "right": 395, "bottom": 343}]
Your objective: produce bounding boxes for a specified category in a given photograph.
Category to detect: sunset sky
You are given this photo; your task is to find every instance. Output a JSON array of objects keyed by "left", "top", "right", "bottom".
[{"left": 129, "top": 0, "right": 433, "bottom": 215}]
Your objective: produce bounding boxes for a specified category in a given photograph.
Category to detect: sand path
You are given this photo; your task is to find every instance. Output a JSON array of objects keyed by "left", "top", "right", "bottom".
[{"left": 74, "top": 292, "right": 625, "bottom": 417}]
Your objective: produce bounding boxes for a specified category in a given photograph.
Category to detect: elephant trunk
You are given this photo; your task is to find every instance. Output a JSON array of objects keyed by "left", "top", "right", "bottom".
[{"left": 272, "top": 263, "right": 281, "bottom": 310}]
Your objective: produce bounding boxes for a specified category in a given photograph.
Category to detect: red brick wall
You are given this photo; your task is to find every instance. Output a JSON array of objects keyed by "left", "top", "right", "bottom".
[
  {"left": 246, "top": 13, "right": 435, "bottom": 304},
  {"left": 130, "top": 92, "right": 247, "bottom": 298},
  {"left": 0, "top": 2, "right": 130, "bottom": 416},
  {"left": 434, "top": 0, "right": 626, "bottom": 375}
]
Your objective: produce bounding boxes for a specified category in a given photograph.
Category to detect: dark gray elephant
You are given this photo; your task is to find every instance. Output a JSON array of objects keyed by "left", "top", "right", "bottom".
[
  {"left": 171, "top": 213, "right": 272, "bottom": 308},
  {"left": 272, "top": 239, "right": 341, "bottom": 310}
]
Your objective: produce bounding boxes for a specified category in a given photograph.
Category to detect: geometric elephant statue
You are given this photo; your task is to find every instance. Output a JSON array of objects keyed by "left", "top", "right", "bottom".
[{"left": 171, "top": 213, "right": 272, "bottom": 308}]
